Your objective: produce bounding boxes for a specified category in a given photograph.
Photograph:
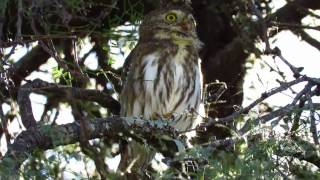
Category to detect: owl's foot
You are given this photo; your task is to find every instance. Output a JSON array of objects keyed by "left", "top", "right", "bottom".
[
  {"left": 163, "top": 112, "right": 174, "bottom": 119},
  {"left": 150, "top": 112, "right": 174, "bottom": 120}
]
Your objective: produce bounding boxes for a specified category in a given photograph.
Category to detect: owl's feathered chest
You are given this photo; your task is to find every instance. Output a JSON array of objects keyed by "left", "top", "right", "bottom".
[
  {"left": 124, "top": 42, "right": 198, "bottom": 85},
  {"left": 133, "top": 44, "right": 198, "bottom": 100},
  {"left": 120, "top": 42, "right": 201, "bottom": 130},
  {"left": 142, "top": 45, "right": 191, "bottom": 83}
]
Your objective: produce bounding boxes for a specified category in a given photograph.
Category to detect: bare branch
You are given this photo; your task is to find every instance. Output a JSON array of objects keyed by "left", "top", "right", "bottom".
[
  {"left": 0, "top": 0, "right": 9, "bottom": 46},
  {"left": 273, "top": 47, "right": 304, "bottom": 78},
  {"left": 206, "top": 76, "right": 310, "bottom": 126},
  {"left": 15, "top": 0, "right": 23, "bottom": 43},
  {"left": 239, "top": 82, "right": 319, "bottom": 134},
  {"left": 24, "top": 79, "right": 120, "bottom": 115},
  {"left": 306, "top": 88, "right": 319, "bottom": 144},
  {"left": 293, "top": 30, "right": 320, "bottom": 51},
  {"left": 270, "top": 22, "right": 320, "bottom": 31},
  {"left": 30, "top": 13, "right": 89, "bottom": 84},
  {"left": 0, "top": 99, "right": 10, "bottom": 143},
  {"left": 0, "top": 35, "right": 77, "bottom": 48},
  {"left": 9, "top": 45, "right": 50, "bottom": 86}
]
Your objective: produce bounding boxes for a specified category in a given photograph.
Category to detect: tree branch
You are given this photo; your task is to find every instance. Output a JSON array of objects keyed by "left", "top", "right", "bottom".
[
  {"left": 207, "top": 76, "right": 310, "bottom": 125},
  {"left": 17, "top": 81, "right": 37, "bottom": 129},
  {"left": 9, "top": 45, "right": 50, "bottom": 87},
  {"left": 0, "top": 117, "right": 185, "bottom": 178},
  {"left": 293, "top": 29, "right": 320, "bottom": 52},
  {"left": 23, "top": 79, "right": 120, "bottom": 115}
]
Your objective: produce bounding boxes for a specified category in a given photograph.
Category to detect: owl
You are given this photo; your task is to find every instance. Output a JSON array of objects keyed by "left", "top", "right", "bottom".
[{"left": 119, "top": 4, "right": 202, "bottom": 177}]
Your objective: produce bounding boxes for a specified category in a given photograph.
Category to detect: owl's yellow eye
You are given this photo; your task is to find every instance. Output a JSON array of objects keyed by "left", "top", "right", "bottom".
[{"left": 165, "top": 13, "right": 177, "bottom": 22}]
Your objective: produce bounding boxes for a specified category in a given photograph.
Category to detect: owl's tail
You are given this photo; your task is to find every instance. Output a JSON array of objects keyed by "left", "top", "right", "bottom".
[{"left": 118, "top": 140, "right": 155, "bottom": 179}]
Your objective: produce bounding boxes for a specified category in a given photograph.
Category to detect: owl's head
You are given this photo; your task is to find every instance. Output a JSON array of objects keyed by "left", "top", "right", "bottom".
[{"left": 139, "top": 8, "right": 201, "bottom": 48}]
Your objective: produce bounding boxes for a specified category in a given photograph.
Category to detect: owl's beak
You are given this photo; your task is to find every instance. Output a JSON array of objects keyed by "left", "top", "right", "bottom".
[
  {"left": 180, "top": 17, "right": 195, "bottom": 32},
  {"left": 179, "top": 18, "right": 193, "bottom": 32}
]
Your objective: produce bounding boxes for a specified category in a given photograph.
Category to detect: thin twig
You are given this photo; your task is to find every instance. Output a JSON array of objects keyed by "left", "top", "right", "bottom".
[
  {"left": 270, "top": 22, "right": 320, "bottom": 31},
  {"left": 290, "top": 82, "right": 313, "bottom": 106},
  {"left": 30, "top": 7, "right": 89, "bottom": 83},
  {"left": 273, "top": 47, "right": 303, "bottom": 78},
  {"left": 288, "top": 82, "right": 314, "bottom": 134},
  {"left": 240, "top": 102, "right": 320, "bottom": 135},
  {"left": 15, "top": 0, "right": 23, "bottom": 43},
  {"left": 0, "top": 99, "right": 10, "bottom": 143},
  {"left": 1, "top": 35, "right": 77, "bottom": 48},
  {"left": 206, "top": 76, "right": 309, "bottom": 126},
  {"left": 248, "top": 0, "right": 272, "bottom": 53},
  {"left": 306, "top": 88, "right": 319, "bottom": 144}
]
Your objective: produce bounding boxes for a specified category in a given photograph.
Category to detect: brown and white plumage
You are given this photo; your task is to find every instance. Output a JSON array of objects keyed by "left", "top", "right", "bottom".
[{"left": 119, "top": 5, "right": 202, "bottom": 176}]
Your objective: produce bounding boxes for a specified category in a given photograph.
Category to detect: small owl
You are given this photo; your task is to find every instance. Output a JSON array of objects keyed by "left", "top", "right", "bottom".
[{"left": 119, "top": 4, "right": 202, "bottom": 176}]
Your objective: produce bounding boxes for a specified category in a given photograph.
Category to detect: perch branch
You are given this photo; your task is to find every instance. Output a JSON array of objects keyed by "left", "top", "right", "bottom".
[{"left": 0, "top": 117, "right": 185, "bottom": 177}]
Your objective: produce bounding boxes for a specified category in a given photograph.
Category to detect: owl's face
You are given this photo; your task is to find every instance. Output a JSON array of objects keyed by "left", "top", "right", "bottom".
[{"left": 139, "top": 8, "right": 200, "bottom": 45}]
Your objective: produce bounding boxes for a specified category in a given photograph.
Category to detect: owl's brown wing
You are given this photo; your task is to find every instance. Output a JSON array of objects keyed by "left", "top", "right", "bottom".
[{"left": 121, "top": 45, "right": 137, "bottom": 86}]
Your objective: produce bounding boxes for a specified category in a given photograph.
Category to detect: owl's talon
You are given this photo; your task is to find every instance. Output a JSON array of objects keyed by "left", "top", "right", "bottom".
[{"left": 151, "top": 112, "right": 161, "bottom": 120}]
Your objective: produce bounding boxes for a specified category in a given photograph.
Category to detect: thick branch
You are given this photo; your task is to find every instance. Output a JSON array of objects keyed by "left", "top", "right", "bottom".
[
  {"left": 9, "top": 45, "right": 50, "bottom": 87},
  {"left": 17, "top": 81, "right": 37, "bottom": 129},
  {"left": 293, "top": 30, "right": 320, "bottom": 52},
  {"left": 268, "top": 0, "right": 320, "bottom": 25},
  {"left": 0, "top": 117, "right": 185, "bottom": 178}
]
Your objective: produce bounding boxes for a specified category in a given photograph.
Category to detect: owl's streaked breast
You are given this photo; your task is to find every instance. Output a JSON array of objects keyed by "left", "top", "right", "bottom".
[{"left": 120, "top": 43, "right": 201, "bottom": 131}]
